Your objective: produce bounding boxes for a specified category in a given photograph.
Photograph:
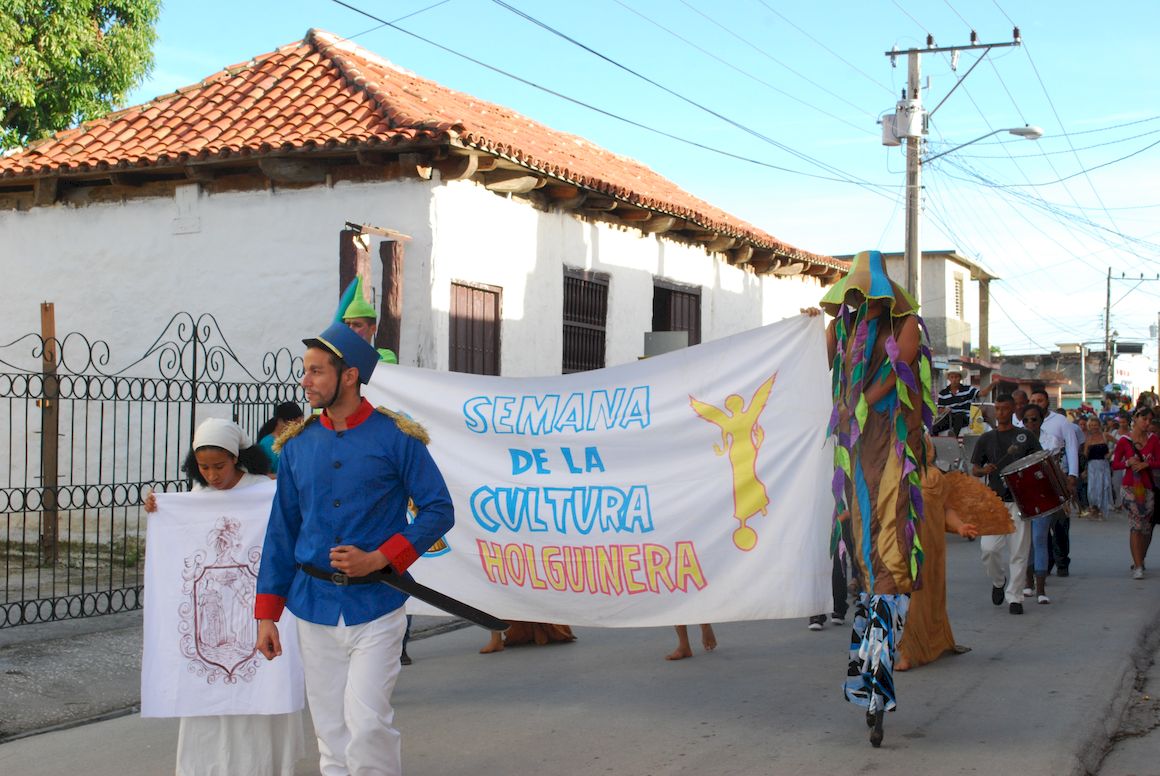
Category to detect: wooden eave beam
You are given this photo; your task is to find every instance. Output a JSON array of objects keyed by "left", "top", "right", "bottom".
[
  {"left": 580, "top": 195, "right": 617, "bottom": 212},
  {"left": 183, "top": 164, "right": 216, "bottom": 182},
  {"left": 525, "top": 182, "right": 588, "bottom": 212},
  {"left": 434, "top": 153, "right": 480, "bottom": 181},
  {"left": 483, "top": 168, "right": 542, "bottom": 193},
  {"left": 750, "top": 254, "right": 777, "bottom": 273},
  {"left": 108, "top": 172, "right": 144, "bottom": 187},
  {"left": 727, "top": 244, "right": 754, "bottom": 265},
  {"left": 706, "top": 235, "right": 738, "bottom": 252},
  {"left": 258, "top": 157, "right": 329, "bottom": 184},
  {"left": 615, "top": 207, "right": 652, "bottom": 223},
  {"left": 33, "top": 176, "right": 59, "bottom": 206},
  {"left": 639, "top": 215, "right": 678, "bottom": 234},
  {"left": 356, "top": 149, "right": 394, "bottom": 166},
  {"left": 398, "top": 152, "right": 433, "bottom": 181}
]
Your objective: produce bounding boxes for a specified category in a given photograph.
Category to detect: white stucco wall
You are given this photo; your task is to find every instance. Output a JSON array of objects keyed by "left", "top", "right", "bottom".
[
  {"left": 1, "top": 174, "right": 825, "bottom": 379},
  {"left": 427, "top": 179, "right": 824, "bottom": 375},
  {"left": 0, "top": 178, "right": 437, "bottom": 372}
]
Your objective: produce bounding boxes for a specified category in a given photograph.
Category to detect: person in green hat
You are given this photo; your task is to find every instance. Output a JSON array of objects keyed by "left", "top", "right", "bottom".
[
  {"left": 808, "top": 249, "right": 935, "bottom": 748},
  {"left": 337, "top": 276, "right": 399, "bottom": 365}
]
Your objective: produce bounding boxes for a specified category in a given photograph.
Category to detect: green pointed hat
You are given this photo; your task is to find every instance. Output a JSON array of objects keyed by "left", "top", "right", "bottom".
[
  {"left": 336, "top": 277, "right": 377, "bottom": 322},
  {"left": 819, "top": 250, "right": 918, "bottom": 317}
]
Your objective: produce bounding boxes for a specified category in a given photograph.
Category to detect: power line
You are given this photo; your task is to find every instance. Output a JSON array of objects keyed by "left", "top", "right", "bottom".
[
  {"left": 606, "top": 0, "right": 875, "bottom": 136},
  {"left": 752, "top": 0, "right": 896, "bottom": 96},
  {"left": 485, "top": 0, "right": 887, "bottom": 191},
  {"left": 672, "top": 0, "right": 878, "bottom": 119},
  {"left": 325, "top": 0, "right": 898, "bottom": 187},
  {"left": 947, "top": 126, "right": 1160, "bottom": 159},
  {"left": 936, "top": 156, "right": 1160, "bottom": 261},
  {"left": 343, "top": 0, "right": 451, "bottom": 39},
  {"left": 957, "top": 136, "right": 1160, "bottom": 187}
]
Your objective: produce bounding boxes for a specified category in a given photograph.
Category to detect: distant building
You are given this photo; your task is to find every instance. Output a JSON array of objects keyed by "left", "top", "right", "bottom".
[{"left": 834, "top": 249, "right": 996, "bottom": 386}]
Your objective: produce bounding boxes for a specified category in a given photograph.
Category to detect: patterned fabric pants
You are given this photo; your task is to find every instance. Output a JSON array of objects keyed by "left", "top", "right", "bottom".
[{"left": 844, "top": 593, "right": 910, "bottom": 713}]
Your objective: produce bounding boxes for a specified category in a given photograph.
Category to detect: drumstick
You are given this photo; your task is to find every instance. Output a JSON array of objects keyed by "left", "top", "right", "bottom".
[{"left": 991, "top": 444, "right": 1022, "bottom": 473}]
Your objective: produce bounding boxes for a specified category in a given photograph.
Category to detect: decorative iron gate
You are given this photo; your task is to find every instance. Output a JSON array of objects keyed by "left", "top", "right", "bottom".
[{"left": 0, "top": 312, "right": 304, "bottom": 628}]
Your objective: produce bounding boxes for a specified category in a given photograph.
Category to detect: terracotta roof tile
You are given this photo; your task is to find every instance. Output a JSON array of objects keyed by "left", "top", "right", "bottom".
[{"left": 0, "top": 29, "right": 838, "bottom": 269}]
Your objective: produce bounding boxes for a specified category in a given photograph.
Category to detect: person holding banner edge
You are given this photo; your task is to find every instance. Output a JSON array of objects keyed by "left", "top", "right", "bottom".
[
  {"left": 808, "top": 248, "right": 935, "bottom": 748},
  {"left": 254, "top": 321, "right": 454, "bottom": 776},
  {"left": 144, "top": 418, "right": 304, "bottom": 776}
]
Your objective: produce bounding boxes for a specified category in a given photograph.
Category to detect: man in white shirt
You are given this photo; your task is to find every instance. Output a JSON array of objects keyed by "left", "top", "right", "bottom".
[{"left": 1030, "top": 388, "right": 1079, "bottom": 576}]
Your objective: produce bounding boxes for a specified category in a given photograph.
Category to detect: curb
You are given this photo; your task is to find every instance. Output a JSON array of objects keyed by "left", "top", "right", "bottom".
[{"left": 1070, "top": 596, "right": 1160, "bottom": 775}]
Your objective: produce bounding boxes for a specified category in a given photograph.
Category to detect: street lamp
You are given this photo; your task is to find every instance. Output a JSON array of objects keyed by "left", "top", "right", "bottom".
[
  {"left": 902, "top": 125, "right": 1044, "bottom": 303},
  {"left": 923, "top": 125, "right": 1045, "bottom": 163}
]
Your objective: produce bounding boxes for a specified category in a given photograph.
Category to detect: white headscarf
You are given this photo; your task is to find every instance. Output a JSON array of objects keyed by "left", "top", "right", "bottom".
[{"left": 192, "top": 418, "right": 251, "bottom": 457}]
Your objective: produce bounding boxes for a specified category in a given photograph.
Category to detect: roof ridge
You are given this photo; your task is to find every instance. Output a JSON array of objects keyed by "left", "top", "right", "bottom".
[
  {"left": 307, "top": 29, "right": 462, "bottom": 140},
  {"left": 308, "top": 29, "right": 403, "bottom": 135}
]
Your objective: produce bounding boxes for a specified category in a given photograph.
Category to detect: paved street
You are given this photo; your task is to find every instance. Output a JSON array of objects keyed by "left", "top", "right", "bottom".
[{"left": 2, "top": 513, "right": 1158, "bottom": 775}]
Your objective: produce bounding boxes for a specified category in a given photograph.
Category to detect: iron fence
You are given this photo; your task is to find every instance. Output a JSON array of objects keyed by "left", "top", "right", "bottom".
[{"left": 0, "top": 312, "right": 303, "bottom": 628}]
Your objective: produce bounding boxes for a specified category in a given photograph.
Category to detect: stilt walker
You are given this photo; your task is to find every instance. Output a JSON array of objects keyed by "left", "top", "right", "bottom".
[{"left": 817, "top": 250, "right": 934, "bottom": 747}]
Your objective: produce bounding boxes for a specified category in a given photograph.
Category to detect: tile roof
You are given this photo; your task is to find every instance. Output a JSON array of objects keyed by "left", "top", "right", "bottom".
[{"left": 0, "top": 29, "right": 841, "bottom": 271}]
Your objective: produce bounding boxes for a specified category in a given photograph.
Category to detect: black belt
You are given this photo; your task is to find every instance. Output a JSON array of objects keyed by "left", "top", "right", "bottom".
[{"left": 296, "top": 563, "right": 381, "bottom": 586}]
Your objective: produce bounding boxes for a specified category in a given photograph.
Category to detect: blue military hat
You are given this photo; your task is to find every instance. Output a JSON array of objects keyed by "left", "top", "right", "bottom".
[{"left": 303, "top": 321, "right": 379, "bottom": 385}]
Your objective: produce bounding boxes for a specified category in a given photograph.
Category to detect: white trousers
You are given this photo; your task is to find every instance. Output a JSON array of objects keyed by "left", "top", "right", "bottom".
[
  {"left": 979, "top": 502, "right": 1030, "bottom": 604},
  {"left": 297, "top": 609, "right": 407, "bottom": 776}
]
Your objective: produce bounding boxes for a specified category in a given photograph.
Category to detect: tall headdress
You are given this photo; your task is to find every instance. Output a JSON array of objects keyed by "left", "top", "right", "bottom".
[
  {"left": 819, "top": 250, "right": 918, "bottom": 318},
  {"left": 335, "top": 276, "right": 377, "bottom": 322}
]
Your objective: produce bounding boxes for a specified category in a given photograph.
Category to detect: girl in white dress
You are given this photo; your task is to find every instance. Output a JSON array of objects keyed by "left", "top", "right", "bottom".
[{"left": 145, "top": 418, "right": 305, "bottom": 776}]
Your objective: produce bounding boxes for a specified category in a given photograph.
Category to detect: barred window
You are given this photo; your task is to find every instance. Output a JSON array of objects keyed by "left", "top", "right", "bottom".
[
  {"left": 563, "top": 269, "right": 609, "bottom": 373},
  {"left": 653, "top": 279, "right": 701, "bottom": 346}
]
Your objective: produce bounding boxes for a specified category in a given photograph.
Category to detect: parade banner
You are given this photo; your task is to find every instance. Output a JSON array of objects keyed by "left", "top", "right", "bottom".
[
  {"left": 141, "top": 481, "right": 304, "bottom": 718},
  {"left": 365, "top": 314, "right": 834, "bottom": 627}
]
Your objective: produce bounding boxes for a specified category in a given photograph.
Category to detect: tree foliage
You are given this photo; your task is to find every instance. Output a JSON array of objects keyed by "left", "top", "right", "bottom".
[{"left": 0, "top": 0, "right": 160, "bottom": 150}]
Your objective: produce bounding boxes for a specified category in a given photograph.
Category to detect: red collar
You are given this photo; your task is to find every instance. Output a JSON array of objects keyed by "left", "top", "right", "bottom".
[{"left": 320, "top": 398, "right": 374, "bottom": 430}]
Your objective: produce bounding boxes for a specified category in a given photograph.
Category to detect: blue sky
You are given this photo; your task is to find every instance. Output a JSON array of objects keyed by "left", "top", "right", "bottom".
[{"left": 125, "top": 0, "right": 1160, "bottom": 357}]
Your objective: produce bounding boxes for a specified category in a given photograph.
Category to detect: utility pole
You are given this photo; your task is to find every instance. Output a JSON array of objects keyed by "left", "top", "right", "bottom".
[
  {"left": 1105, "top": 267, "right": 1112, "bottom": 386},
  {"left": 904, "top": 50, "right": 922, "bottom": 301},
  {"left": 1103, "top": 268, "right": 1160, "bottom": 390},
  {"left": 886, "top": 30, "right": 1023, "bottom": 303}
]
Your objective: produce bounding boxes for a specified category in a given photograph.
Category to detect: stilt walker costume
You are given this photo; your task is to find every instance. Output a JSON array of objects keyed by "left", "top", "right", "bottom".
[
  {"left": 819, "top": 249, "right": 934, "bottom": 747},
  {"left": 255, "top": 321, "right": 454, "bottom": 776}
]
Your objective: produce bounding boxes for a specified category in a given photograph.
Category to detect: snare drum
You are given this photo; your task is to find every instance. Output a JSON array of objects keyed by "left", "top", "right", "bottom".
[{"left": 1000, "top": 450, "right": 1069, "bottom": 520}]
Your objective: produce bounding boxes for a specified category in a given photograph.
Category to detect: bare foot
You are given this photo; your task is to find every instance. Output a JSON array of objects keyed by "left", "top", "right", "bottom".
[
  {"left": 700, "top": 625, "right": 717, "bottom": 652},
  {"left": 895, "top": 655, "right": 911, "bottom": 672},
  {"left": 665, "top": 646, "right": 693, "bottom": 660},
  {"left": 479, "top": 633, "right": 505, "bottom": 654}
]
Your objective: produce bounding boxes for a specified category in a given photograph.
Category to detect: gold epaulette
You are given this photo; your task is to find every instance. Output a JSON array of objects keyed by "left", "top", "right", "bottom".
[
  {"left": 272, "top": 414, "right": 318, "bottom": 452},
  {"left": 376, "top": 407, "right": 430, "bottom": 445}
]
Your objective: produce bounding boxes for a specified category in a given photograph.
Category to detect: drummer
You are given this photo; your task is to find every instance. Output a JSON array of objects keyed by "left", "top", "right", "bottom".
[
  {"left": 934, "top": 369, "right": 996, "bottom": 436},
  {"left": 971, "top": 394, "right": 1042, "bottom": 615}
]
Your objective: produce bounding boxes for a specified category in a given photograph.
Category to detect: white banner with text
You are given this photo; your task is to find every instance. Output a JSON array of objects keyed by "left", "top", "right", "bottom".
[{"left": 367, "top": 315, "right": 833, "bottom": 627}]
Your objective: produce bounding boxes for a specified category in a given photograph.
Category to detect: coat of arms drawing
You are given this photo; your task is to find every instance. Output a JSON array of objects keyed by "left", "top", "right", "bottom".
[{"left": 178, "top": 516, "right": 262, "bottom": 684}]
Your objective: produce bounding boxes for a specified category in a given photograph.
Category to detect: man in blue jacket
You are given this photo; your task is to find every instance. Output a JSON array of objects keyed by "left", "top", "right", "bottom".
[{"left": 255, "top": 321, "right": 453, "bottom": 776}]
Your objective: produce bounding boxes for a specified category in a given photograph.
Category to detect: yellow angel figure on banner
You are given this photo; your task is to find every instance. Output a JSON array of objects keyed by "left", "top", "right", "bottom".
[{"left": 690, "top": 372, "right": 778, "bottom": 551}]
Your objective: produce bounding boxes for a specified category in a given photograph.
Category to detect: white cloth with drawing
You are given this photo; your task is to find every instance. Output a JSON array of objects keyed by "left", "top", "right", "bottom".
[{"left": 141, "top": 476, "right": 305, "bottom": 775}]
